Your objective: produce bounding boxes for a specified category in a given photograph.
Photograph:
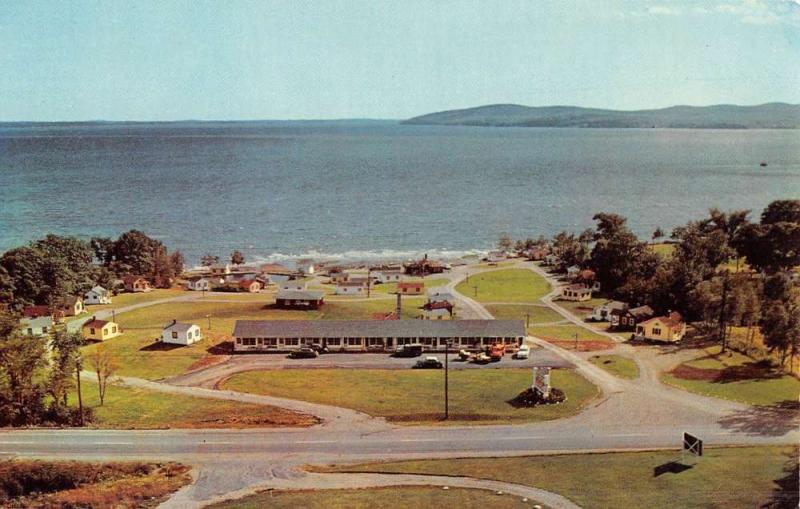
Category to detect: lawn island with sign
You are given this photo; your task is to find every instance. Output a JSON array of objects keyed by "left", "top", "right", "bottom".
[{"left": 509, "top": 367, "right": 566, "bottom": 406}]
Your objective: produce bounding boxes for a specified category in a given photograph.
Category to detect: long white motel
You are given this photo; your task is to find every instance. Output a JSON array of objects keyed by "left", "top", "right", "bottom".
[{"left": 232, "top": 319, "right": 526, "bottom": 353}]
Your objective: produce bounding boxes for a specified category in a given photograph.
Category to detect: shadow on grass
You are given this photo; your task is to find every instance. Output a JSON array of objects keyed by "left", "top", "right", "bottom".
[
  {"left": 653, "top": 461, "right": 693, "bottom": 477},
  {"left": 718, "top": 400, "right": 800, "bottom": 436},
  {"left": 139, "top": 341, "right": 185, "bottom": 352},
  {"left": 670, "top": 358, "right": 782, "bottom": 384},
  {"left": 207, "top": 341, "right": 233, "bottom": 355},
  {"left": 763, "top": 448, "right": 799, "bottom": 509}
]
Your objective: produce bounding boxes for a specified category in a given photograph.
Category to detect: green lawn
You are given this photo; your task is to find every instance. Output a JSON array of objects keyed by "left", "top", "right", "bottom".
[
  {"left": 661, "top": 345, "right": 800, "bottom": 406},
  {"left": 455, "top": 269, "right": 550, "bottom": 303},
  {"left": 486, "top": 304, "right": 565, "bottom": 324},
  {"left": 72, "top": 380, "right": 316, "bottom": 429},
  {"left": 527, "top": 324, "right": 610, "bottom": 342},
  {"left": 649, "top": 243, "right": 676, "bottom": 258},
  {"left": 320, "top": 447, "right": 798, "bottom": 509},
  {"left": 220, "top": 368, "right": 598, "bottom": 425},
  {"left": 372, "top": 278, "right": 450, "bottom": 294},
  {"left": 86, "top": 288, "right": 186, "bottom": 312},
  {"left": 320, "top": 298, "right": 426, "bottom": 320},
  {"left": 552, "top": 297, "right": 605, "bottom": 319},
  {"left": 81, "top": 301, "right": 318, "bottom": 380},
  {"left": 588, "top": 355, "right": 639, "bottom": 379},
  {"left": 208, "top": 486, "right": 540, "bottom": 509}
]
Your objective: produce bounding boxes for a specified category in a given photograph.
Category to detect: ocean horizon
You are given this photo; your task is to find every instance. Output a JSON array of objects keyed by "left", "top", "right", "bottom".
[{"left": 1, "top": 121, "right": 798, "bottom": 264}]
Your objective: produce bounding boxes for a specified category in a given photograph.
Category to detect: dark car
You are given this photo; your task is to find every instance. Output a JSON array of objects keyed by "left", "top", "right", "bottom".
[
  {"left": 412, "top": 356, "right": 443, "bottom": 369},
  {"left": 394, "top": 344, "right": 423, "bottom": 357},
  {"left": 288, "top": 347, "right": 318, "bottom": 359}
]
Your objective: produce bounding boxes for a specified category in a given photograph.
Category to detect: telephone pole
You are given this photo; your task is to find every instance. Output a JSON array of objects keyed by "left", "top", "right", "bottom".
[
  {"left": 75, "top": 358, "right": 84, "bottom": 426},
  {"left": 444, "top": 340, "right": 451, "bottom": 420}
]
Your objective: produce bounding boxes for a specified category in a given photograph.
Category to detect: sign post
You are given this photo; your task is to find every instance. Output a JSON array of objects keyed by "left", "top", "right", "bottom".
[
  {"left": 682, "top": 432, "right": 703, "bottom": 464},
  {"left": 531, "top": 367, "right": 551, "bottom": 399}
]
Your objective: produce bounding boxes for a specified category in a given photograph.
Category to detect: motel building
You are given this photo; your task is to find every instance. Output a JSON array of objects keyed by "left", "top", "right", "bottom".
[{"left": 232, "top": 319, "right": 525, "bottom": 353}]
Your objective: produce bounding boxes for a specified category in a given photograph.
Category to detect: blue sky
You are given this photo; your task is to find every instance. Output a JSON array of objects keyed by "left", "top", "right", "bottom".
[{"left": 1, "top": 0, "right": 799, "bottom": 120}]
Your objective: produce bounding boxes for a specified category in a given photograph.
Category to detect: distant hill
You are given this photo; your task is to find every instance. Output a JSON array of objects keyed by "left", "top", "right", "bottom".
[{"left": 403, "top": 103, "right": 800, "bottom": 129}]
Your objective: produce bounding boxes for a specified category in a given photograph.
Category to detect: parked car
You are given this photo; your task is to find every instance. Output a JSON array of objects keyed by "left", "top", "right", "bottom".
[
  {"left": 394, "top": 344, "right": 423, "bottom": 357},
  {"left": 458, "top": 349, "right": 472, "bottom": 361},
  {"left": 514, "top": 344, "right": 531, "bottom": 359},
  {"left": 288, "top": 347, "right": 318, "bottom": 359},
  {"left": 412, "top": 356, "right": 443, "bottom": 369},
  {"left": 489, "top": 343, "right": 505, "bottom": 362},
  {"left": 473, "top": 352, "right": 491, "bottom": 364}
]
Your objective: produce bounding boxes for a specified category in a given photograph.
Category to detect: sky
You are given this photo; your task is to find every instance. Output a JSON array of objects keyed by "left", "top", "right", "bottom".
[{"left": 1, "top": 0, "right": 799, "bottom": 121}]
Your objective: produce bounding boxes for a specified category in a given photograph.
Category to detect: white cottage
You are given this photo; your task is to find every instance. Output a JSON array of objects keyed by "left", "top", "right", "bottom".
[
  {"left": 589, "top": 300, "right": 628, "bottom": 322},
  {"left": 20, "top": 316, "right": 54, "bottom": 337},
  {"left": 84, "top": 286, "right": 112, "bottom": 305},
  {"left": 566, "top": 265, "right": 581, "bottom": 280},
  {"left": 335, "top": 282, "right": 366, "bottom": 295},
  {"left": 280, "top": 279, "right": 310, "bottom": 291},
  {"left": 427, "top": 286, "right": 456, "bottom": 304},
  {"left": 373, "top": 270, "right": 404, "bottom": 284},
  {"left": 162, "top": 321, "right": 202, "bottom": 345},
  {"left": 187, "top": 278, "right": 211, "bottom": 291}
]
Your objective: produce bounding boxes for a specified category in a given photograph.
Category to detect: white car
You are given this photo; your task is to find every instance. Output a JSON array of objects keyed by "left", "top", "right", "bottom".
[{"left": 514, "top": 344, "right": 530, "bottom": 359}]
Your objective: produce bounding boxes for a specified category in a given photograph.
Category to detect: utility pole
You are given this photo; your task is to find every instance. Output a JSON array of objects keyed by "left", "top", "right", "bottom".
[
  {"left": 473, "top": 285, "right": 478, "bottom": 298},
  {"left": 444, "top": 340, "right": 451, "bottom": 420},
  {"left": 75, "top": 358, "right": 84, "bottom": 427},
  {"left": 574, "top": 332, "right": 578, "bottom": 351},
  {"left": 718, "top": 272, "right": 730, "bottom": 353},
  {"left": 206, "top": 314, "right": 211, "bottom": 330},
  {"left": 367, "top": 268, "right": 371, "bottom": 298},
  {"left": 526, "top": 313, "right": 530, "bottom": 328}
]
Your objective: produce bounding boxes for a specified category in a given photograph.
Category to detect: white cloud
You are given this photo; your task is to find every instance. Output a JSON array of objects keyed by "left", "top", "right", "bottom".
[{"left": 647, "top": 5, "right": 680, "bottom": 15}]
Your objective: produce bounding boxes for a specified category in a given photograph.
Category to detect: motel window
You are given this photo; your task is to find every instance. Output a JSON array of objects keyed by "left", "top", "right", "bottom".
[
  {"left": 347, "top": 338, "right": 361, "bottom": 346},
  {"left": 42, "top": 327, "right": 48, "bottom": 333},
  {"left": 188, "top": 331, "right": 192, "bottom": 339},
  {"left": 265, "top": 339, "right": 277, "bottom": 346},
  {"left": 242, "top": 338, "right": 256, "bottom": 346},
  {"left": 27, "top": 328, "right": 33, "bottom": 335},
  {"left": 285, "top": 338, "right": 299, "bottom": 346},
  {"left": 236, "top": 337, "right": 242, "bottom": 344},
  {"left": 172, "top": 331, "right": 178, "bottom": 339},
  {"left": 328, "top": 338, "right": 341, "bottom": 346},
  {"left": 90, "top": 328, "right": 95, "bottom": 335},
  {"left": 653, "top": 328, "right": 662, "bottom": 335}
]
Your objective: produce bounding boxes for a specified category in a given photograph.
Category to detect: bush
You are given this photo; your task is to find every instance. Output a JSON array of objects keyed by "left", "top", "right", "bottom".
[{"left": 508, "top": 387, "right": 566, "bottom": 407}]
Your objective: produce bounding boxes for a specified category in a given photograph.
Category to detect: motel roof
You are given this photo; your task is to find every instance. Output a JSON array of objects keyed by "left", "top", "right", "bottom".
[{"left": 233, "top": 319, "right": 525, "bottom": 339}]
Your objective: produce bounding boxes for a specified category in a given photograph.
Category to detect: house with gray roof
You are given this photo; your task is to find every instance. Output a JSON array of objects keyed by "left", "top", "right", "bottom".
[
  {"left": 232, "top": 319, "right": 525, "bottom": 353},
  {"left": 275, "top": 289, "right": 325, "bottom": 309},
  {"left": 162, "top": 321, "right": 202, "bottom": 345},
  {"left": 85, "top": 285, "right": 112, "bottom": 305}
]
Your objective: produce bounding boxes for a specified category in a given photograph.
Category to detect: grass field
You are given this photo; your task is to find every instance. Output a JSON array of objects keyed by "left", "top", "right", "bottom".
[
  {"left": 208, "top": 486, "right": 540, "bottom": 509},
  {"left": 81, "top": 301, "right": 318, "bottom": 380},
  {"left": 220, "top": 368, "right": 598, "bottom": 425},
  {"left": 85, "top": 288, "right": 187, "bottom": 312},
  {"left": 661, "top": 345, "right": 800, "bottom": 406},
  {"left": 372, "top": 278, "right": 450, "bottom": 294},
  {"left": 0, "top": 460, "right": 191, "bottom": 509},
  {"left": 319, "top": 446, "right": 798, "bottom": 509},
  {"left": 588, "top": 355, "right": 639, "bottom": 379},
  {"left": 72, "top": 380, "right": 316, "bottom": 429},
  {"left": 320, "top": 298, "right": 426, "bottom": 319},
  {"left": 485, "top": 304, "right": 564, "bottom": 324},
  {"left": 455, "top": 269, "right": 550, "bottom": 303},
  {"left": 527, "top": 324, "right": 610, "bottom": 342}
]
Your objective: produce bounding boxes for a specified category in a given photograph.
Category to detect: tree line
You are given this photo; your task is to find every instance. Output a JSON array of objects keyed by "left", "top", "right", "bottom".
[
  {"left": 0, "top": 230, "right": 184, "bottom": 310},
  {"left": 501, "top": 199, "right": 800, "bottom": 369}
]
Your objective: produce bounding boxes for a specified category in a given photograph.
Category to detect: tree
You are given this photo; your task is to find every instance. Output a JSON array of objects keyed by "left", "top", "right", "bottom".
[
  {"left": 589, "top": 213, "right": 654, "bottom": 296},
  {"left": 151, "top": 249, "right": 175, "bottom": 288},
  {"left": 735, "top": 200, "right": 800, "bottom": 274},
  {"left": 760, "top": 199, "right": 800, "bottom": 225},
  {"left": 110, "top": 230, "right": 167, "bottom": 276},
  {"left": 513, "top": 240, "right": 526, "bottom": 254},
  {"left": 200, "top": 254, "right": 220, "bottom": 267},
  {"left": 170, "top": 250, "right": 186, "bottom": 276},
  {"left": 551, "top": 231, "right": 590, "bottom": 270},
  {"left": 0, "top": 235, "right": 96, "bottom": 309},
  {"left": 47, "top": 326, "right": 83, "bottom": 415},
  {"left": 761, "top": 297, "right": 800, "bottom": 369},
  {"left": 90, "top": 236, "right": 115, "bottom": 266},
  {"left": 497, "top": 232, "right": 513, "bottom": 252},
  {"left": 91, "top": 345, "right": 117, "bottom": 406},
  {"left": 230, "top": 250, "right": 245, "bottom": 265},
  {"left": 0, "top": 310, "right": 48, "bottom": 426}
]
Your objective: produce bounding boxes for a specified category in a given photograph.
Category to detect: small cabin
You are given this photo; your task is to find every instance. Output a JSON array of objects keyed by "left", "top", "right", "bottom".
[
  {"left": 187, "top": 278, "right": 211, "bottom": 291},
  {"left": 84, "top": 286, "right": 112, "bottom": 305},
  {"left": 396, "top": 281, "right": 424, "bottom": 295},
  {"left": 123, "top": 276, "right": 152, "bottom": 293},
  {"left": 635, "top": 312, "right": 687, "bottom": 342},
  {"left": 162, "top": 321, "right": 202, "bottom": 345},
  {"left": 336, "top": 282, "right": 366, "bottom": 295},
  {"left": 561, "top": 283, "right": 592, "bottom": 302},
  {"left": 82, "top": 317, "right": 122, "bottom": 341}
]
